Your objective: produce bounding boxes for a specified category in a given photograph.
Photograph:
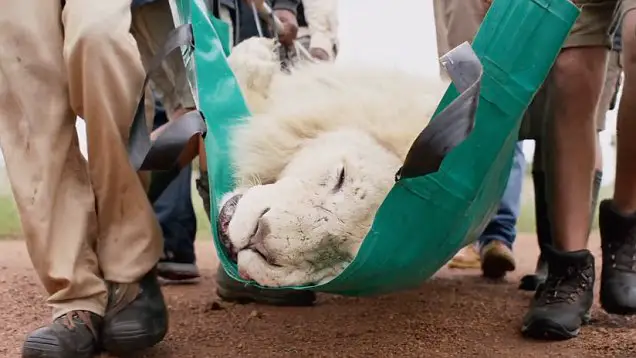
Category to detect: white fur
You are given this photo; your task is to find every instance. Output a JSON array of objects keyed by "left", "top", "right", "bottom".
[{"left": 222, "top": 37, "right": 446, "bottom": 287}]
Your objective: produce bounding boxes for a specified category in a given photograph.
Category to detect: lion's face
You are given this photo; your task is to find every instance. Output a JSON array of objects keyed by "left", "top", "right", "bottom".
[{"left": 218, "top": 129, "right": 401, "bottom": 287}]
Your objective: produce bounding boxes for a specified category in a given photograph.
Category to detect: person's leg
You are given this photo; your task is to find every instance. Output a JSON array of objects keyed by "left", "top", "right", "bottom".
[
  {"left": 521, "top": 0, "right": 616, "bottom": 340},
  {"left": 436, "top": 0, "right": 483, "bottom": 270},
  {"left": 519, "top": 139, "right": 552, "bottom": 290},
  {"left": 519, "top": 49, "right": 618, "bottom": 291},
  {"left": 479, "top": 142, "right": 526, "bottom": 279},
  {"left": 437, "top": 0, "right": 523, "bottom": 272},
  {"left": 599, "top": 2, "right": 636, "bottom": 315},
  {"left": 0, "top": 2, "right": 107, "bottom": 357},
  {"left": 62, "top": 0, "right": 168, "bottom": 354},
  {"left": 148, "top": 98, "right": 200, "bottom": 281},
  {"left": 131, "top": 0, "right": 204, "bottom": 282}
]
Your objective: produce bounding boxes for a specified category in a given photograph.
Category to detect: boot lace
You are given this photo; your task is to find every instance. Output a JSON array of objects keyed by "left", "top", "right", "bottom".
[
  {"left": 538, "top": 266, "right": 591, "bottom": 305},
  {"left": 604, "top": 232, "right": 636, "bottom": 272},
  {"left": 60, "top": 311, "right": 98, "bottom": 338}
]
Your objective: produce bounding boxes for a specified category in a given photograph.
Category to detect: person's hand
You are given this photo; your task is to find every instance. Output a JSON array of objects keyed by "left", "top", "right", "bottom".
[
  {"left": 274, "top": 9, "right": 298, "bottom": 47},
  {"left": 481, "top": 0, "right": 493, "bottom": 14},
  {"left": 309, "top": 47, "right": 330, "bottom": 61}
]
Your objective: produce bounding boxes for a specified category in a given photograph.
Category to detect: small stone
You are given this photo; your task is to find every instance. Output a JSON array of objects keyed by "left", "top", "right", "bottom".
[
  {"left": 249, "top": 310, "right": 262, "bottom": 319},
  {"left": 204, "top": 301, "right": 224, "bottom": 312}
]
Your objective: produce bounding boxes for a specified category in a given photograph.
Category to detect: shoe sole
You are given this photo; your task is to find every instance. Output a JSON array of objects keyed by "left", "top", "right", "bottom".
[
  {"left": 102, "top": 324, "right": 168, "bottom": 356},
  {"left": 216, "top": 286, "right": 316, "bottom": 307},
  {"left": 600, "top": 298, "right": 636, "bottom": 316},
  {"left": 447, "top": 260, "right": 481, "bottom": 269},
  {"left": 157, "top": 263, "right": 200, "bottom": 281},
  {"left": 22, "top": 337, "right": 94, "bottom": 358},
  {"left": 481, "top": 253, "right": 516, "bottom": 279},
  {"left": 521, "top": 313, "right": 590, "bottom": 341}
]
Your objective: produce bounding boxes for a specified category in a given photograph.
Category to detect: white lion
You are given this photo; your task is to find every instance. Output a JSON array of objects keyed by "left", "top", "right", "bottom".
[{"left": 217, "top": 37, "right": 447, "bottom": 287}]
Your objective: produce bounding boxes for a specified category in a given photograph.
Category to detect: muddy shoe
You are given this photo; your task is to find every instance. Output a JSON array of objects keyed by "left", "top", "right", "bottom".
[
  {"left": 521, "top": 246, "right": 594, "bottom": 340},
  {"left": 519, "top": 253, "right": 548, "bottom": 291},
  {"left": 22, "top": 311, "right": 101, "bottom": 358},
  {"left": 447, "top": 244, "right": 481, "bottom": 269},
  {"left": 216, "top": 266, "right": 316, "bottom": 306},
  {"left": 101, "top": 270, "right": 169, "bottom": 355},
  {"left": 480, "top": 240, "right": 516, "bottom": 279},
  {"left": 599, "top": 200, "right": 636, "bottom": 315}
]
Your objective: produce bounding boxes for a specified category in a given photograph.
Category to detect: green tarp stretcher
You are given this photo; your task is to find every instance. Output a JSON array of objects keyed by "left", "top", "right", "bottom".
[{"left": 128, "top": 0, "right": 579, "bottom": 296}]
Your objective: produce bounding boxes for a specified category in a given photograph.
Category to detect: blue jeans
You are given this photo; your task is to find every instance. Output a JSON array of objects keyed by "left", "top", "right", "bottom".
[
  {"left": 152, "top": 99, "right": 198, "bottom": 263},
  {"left": 479, "top": 142, "right": 526, "bottom": 249}
]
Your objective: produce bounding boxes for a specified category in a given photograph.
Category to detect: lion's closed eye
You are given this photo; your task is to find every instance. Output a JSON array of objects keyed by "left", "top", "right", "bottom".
[{"left": 333, "top": 165, "right": 346, "bottom": 192}]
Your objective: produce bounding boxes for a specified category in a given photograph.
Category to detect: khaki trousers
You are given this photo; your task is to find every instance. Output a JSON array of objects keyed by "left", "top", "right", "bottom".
[{"left": 0, "top": 0, "right": 162, "bottom": 319}]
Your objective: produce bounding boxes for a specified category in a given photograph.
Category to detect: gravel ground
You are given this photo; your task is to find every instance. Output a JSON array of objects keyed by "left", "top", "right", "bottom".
[{"left": 1, "top": 233, "right": 636, "bottom": 358}]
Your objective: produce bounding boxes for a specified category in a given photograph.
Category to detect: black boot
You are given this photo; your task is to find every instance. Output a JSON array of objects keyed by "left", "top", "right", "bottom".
[
  {"left": 519, "top": 170, "right": 551, "bottom": 291},
  {"left": 599, "top": 199, "right": 636, "bottom": 315},
  {"left": 216, "top": 266, "right": 316, "bottom": 306},
  {"left": 521, "top": 246, "right": 594, "bottom": 340},
  {"left": 22, "top": 311, "right": 102, "bottom": 358},
  {"left": 101, "top": 270, "right": 169, "bottom": 355}
]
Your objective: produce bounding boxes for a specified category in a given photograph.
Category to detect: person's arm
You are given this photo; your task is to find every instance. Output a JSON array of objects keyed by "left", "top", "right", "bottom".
[
  {"left": 244, "top": 0, "right": 299, "bottom": 45},
  {"left": 302, "top": 0, "right": 338, "bottom": 60}
]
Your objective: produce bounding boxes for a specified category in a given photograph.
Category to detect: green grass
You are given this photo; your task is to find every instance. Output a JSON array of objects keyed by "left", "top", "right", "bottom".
[
  {"left": 516, "top": 174, "right": 613, "bottom": 233},
  {"left": 0, "top": 195, "right": 21, "bottom": 237},
  {"left": 0, "top": 168, "right": 613, "bottom": 238}
]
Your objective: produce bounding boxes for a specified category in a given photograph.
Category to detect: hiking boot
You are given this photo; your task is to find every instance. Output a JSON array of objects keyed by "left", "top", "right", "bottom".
[
  {"left": 158, "top": 249, "right": 200, "bottom": 282},
  {"left": 480, "top": 240, "right": 516, "bottom": 279},
  {"left": 101, "top": 270, "right": 169, "bottom": 355},
  {"left": 22, "top": 311, "right": 101, "bottom": 358},
  {"left": 216, "top": 266, "right": 316, "bottom": 306},
  {"left": 521, "top": 246, "right": 594, "bottom": 340},
  {"left": 519, "top": 253, "right": 548, "bottom": 291},
  {"left": 599, "top": 200, "right": 636, "bottom": 315},
  {"left": 447, "top": 244, "right": 481, "bottom": 269}
]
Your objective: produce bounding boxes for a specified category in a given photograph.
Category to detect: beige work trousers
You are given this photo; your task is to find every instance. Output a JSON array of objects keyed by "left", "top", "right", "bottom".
[{"left": 0, "top": 0, "right": 162, "bottom": 319}]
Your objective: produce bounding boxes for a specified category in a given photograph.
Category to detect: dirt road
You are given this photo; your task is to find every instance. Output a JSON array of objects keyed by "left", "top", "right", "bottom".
[{"left": 1, "top": 233, "right": 636, "bottom": 357}]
